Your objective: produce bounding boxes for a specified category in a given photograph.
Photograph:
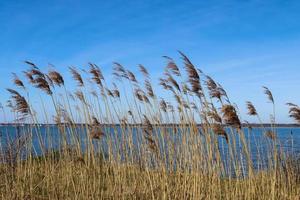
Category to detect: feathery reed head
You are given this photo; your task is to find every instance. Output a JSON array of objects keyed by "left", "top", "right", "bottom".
[
  {"left": 106, "top": 88, "right": 114, "bottom": 97},
  {"left": 205, "top": 76, "right": 227, "bottom": 101},
  {"left": 90, "top": 128, "right": 105, "bottom": 140},
  {"left": 33, "top": 77, "right": 53, "bottom": 95},
  {"left": 69, "top": 67, "right": 84, "bottom": 86},
  {"left": 127, "top": 70, "right": 138, "bottom": 83},
  {"left": 134, "top": 89, "right": 150, "bottom": 103},
  {"left": 246, "top": 101, "right": 257, "bottom": 116},
  {"left": 206, "top": 76, "right": 217, "bottom": 91},
  {"left": 165, "top": 72, "right": 181, "bottom": 92},
  {"left": 24, "top": 60, "right": 37, "bottom": 68},
  {"left": 7, "top": 89, "right": 30, "bottom": 117},
  {"left": 163, "top": 56, "right": 181, "bottom": 76},
  {"left": 89, "top": 63, "right": 104, "bottom": 86},
  {"left": 113, "top": 62, "right": 128, "bottom": 79},
  {"left": 139, "top": 64, "right": 149, "bottom": 78},
  {"left": 221, "top": 104, "right": 241, "bottom": 129},
  {"left": 263, "top": 86, "right": 274, "bottom": 104},
  {"left": 25, "top": 66, "right": 52, "bottom": 95},
  {"left": 142, "top": 115, "right": 158, "bottom": 153},
  {"left": 143, "top": 115, "right": 153, "bottom": 132},
  {"left": 75, "top": 91, "right": 86, "bottom": 103},
  {"left": 287, "top": 103, "right": 300, "bottom": 124},
  {"left": 112, "top": 89, "right": 120, "bottom": 98},
  {"left": 145, "top": 80, "right": 154, "bottom": 98},
  {"left": 48, "top": 70, "right": 64, "bottom": 87},
  {"left": 207, "top": 109, "right": 222, "bottom": 123},
  {"left": 159, "top": 99, "right": 167, "bottom": 112},
  {"left": 206, "top": 76, "right": 220, "bottom": 99},
  {"left": 92, "top": 116, "right": 100, "bottom": 126},
  {"left": 159, "top": 78, "right": 173, "bottom": 91},
  {"left": 12, "top": 73, "right": 25, "bottom": 89},
  {"left": 211, "top": 124, "right": 228, "bottom": 142},
  {"left": 179, "top": 51, "right": 202, "bottom": 96},
  {"left": 265, "top": 130, "right": 277, "bottom": 140},
  {"left": 23, "top": 71, "right": 35, "bottom": 84}
]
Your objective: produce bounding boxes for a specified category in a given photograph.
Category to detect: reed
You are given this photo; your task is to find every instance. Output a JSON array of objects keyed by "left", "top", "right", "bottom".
[{"left": 0, "top": 53, "right": 299, "bottom": 199}]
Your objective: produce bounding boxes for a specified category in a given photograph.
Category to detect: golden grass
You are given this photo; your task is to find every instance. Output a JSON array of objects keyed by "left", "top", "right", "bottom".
[
  {"left": 0, "top": 158, "right": 299, "bottom": 199},
  {"left": 0, "top": 52, "right": 299, "bottom": 199}
]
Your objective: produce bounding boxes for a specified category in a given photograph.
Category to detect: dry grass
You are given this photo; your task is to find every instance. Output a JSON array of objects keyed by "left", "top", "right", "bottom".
[
  {"left": 0, "top": 159, "right": 299, "bottom": 200},
  {"left": 0, "top": 53, "right": 299, "bottom": 199}
]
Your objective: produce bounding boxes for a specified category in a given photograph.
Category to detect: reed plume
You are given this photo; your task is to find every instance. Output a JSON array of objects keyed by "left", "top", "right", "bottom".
[
  {"left": 90, "top": 63, "right": 104, "bottom": 86},
  {"left": 24, "top": 60, "right": 37, "bottom": 68},
  {"left": 159, "top": 78, "right": 173, "bottom": 91},
  {"left": 205, "top": 76, "right": 217, "bottom": 91},
  {"left": 207, "top": 109, "right": 222, "bottom": 123},
  {"left": 144, "top": 80, "right": 154, "bottom": 98},
  {"left": 263, "top": 86, "right": 274, "bottom": 104},
  {"left": 12, "top": 73, "right": 25, "bottom": 89},
  {"left": 134, "top": 89, "right": 150, "bottom": 103},
  {"left": 25, "top": 66, "right": 52, "bottom": 95},
  {"left": 163, "top": 56, "right": 181, "bottom": 76},
  {"left": 127, "top": 70, "right": 138, "bottom": 83},
  {"left": 139, "top": 64, "right": 149, "bottom": 78},
  {"left": 90, "top": 116, "right": 104, "bottom": 139},
  {"left": 7, "top": 89, "right": 30, "bottom": 117},
  {"left": 211, "top": 124, "right": 228, "bottom": 142},
  {"left": 106, "top": 88, "right": 114, "bottom": 97},
  {"left": 287, "top": 103, "right": 300, "bottom": 123},
  {"left": 112, "top": 89, "right": 120, "bottom": 98},
  {"left": 165, "top": 72, "right": 181, "bottom": 92},
  {"left": 142, "top": 115, "right": 158, "bottom": 153},
  {"left": 113, "top": 62, "right": 128, "bottom": 79},
  {"left": 23, "top": 71, "right": 35, "bottom": 84},
  {"left": 265, "top": 130, "right": 277, "bottom": 140},
  {"left": 179, "top": 51, "right": 202, "bottom": 96},
  {"left": 143, "top": 115, "right": 153, "bottom": 131},
  {"left": 69, "top": 67, "right": 84, "bottom": 86},
  {"left": 206, "top": 76, "right": 222, "bottom": 100},
  {"left": 221, "top": 104, "right": 241, "bottom": 129},
  {"left": 75, "top": 91, "right": 86, "bottom": 103},
  {"left": 34, "top": 77, "right": 53, "bottom": 95},
  {"left": 159, "top": 99, "right": 167, "bottom": 112},
  {"left": 48, "top": 70, "right": 64, "bottom": 87},
  {"left": 217, "top": 84, "right": 229, "bottom": 102},
  {"left": 246, "top": 101, "right": 257, "bottom": 116}
]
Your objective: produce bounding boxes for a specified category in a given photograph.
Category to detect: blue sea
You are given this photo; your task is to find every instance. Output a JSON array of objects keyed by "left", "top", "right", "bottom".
[{"left": 0, "top": 125, "right": 299, "bottom": 171}]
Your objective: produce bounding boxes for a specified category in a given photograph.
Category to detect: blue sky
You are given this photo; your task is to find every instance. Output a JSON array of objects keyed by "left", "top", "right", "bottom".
[{"left": 0, "top": 0, "right": 300, "bottom": 123}]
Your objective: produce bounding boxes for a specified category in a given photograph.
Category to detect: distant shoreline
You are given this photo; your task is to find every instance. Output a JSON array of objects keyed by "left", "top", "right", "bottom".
[{"left": 0, "top": 123, "right": 299, "bottom": 128}]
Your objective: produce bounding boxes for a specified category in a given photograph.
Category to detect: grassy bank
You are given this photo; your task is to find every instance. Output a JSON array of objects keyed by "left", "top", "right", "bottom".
[{"left": 0, "top": 153, "right": 299, "bottom": 199}]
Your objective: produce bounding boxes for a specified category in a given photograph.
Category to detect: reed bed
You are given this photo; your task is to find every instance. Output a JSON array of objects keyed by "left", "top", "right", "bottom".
[{"left": 0, "top": 52, "right": 299, "bottom": 199}]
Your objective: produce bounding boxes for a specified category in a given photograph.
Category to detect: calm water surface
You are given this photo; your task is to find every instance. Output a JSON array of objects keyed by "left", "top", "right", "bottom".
[{"left": 1, "top": 125, "right": 299, "bottom": 168}]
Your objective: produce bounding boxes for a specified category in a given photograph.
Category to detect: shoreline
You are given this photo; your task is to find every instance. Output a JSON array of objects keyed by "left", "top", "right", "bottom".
[{"left": 0, "top": 123, "right": 299, "bottom": 128}]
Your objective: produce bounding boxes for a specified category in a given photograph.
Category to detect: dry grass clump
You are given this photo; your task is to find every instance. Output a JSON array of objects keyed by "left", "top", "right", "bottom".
[{"left": 0, "top": 53, "right": 299, "bottom": 199}]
